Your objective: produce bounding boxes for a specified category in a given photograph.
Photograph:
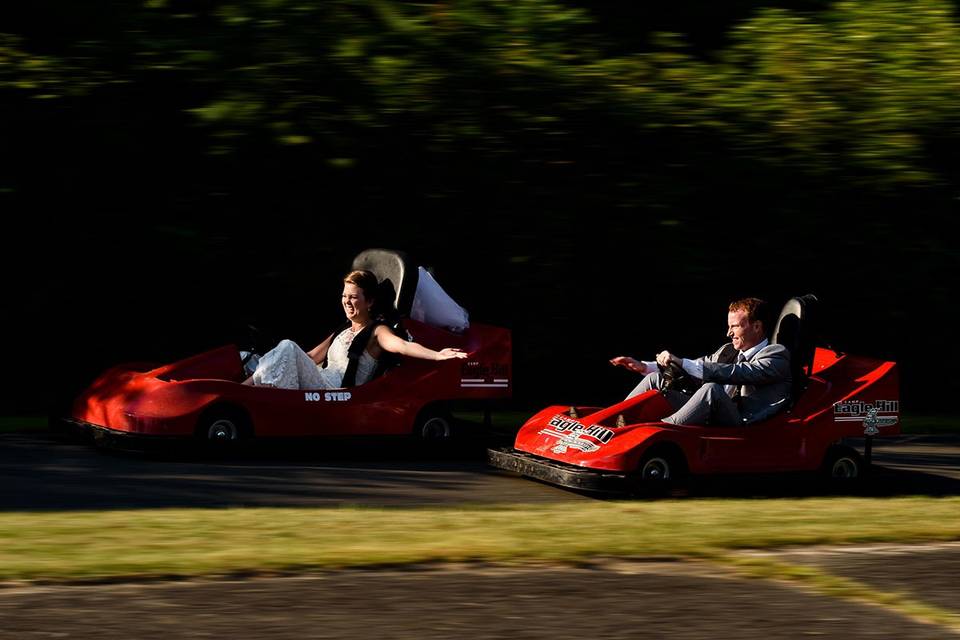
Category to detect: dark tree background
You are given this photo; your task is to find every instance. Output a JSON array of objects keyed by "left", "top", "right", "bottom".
[{"left": 3, "top": 0, "right": 957, "bottom": 418}]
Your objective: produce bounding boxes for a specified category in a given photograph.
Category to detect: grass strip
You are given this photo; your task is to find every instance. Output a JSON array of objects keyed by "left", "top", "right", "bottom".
[
  {"left": 455, "top": 410, "right": 958, "bottom": 436},
  {"left": 1, "top": 412, "right": 948, "bottom": 435},
  {"left": 0, "top": 497, "right": 958, "bottom": 583},
  {"left": 715, "top": 554, "right": 960, "bottom": 635},
  {"left": 900, "top": 415, "right": 959, "bottom": 435},
  {"left": 0, "top": 416, "right": 48, "bottom": 433}
]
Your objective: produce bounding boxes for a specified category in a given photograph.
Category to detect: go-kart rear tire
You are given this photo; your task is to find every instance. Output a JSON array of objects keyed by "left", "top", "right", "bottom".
[
  {"left": 413, "top": 409, "right": 458, "bottom": 455},
  {"left": 820, "top": 445, "right": 864, "bottom": 488},
  {"left": 418, "top": 414, "right": 454, "bottom": 441}
]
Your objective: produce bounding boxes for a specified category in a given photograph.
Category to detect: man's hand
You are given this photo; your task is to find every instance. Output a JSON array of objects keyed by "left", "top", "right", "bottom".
[
  {"left": 656, "top": 350, "right": 682, "bottom": 368},
  {"left": 609, "top": 356, "right": 647, "bottom": 373}
]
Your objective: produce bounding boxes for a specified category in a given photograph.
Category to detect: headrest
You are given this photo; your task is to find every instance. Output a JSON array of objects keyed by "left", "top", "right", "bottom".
[
  {"left": 772, "top": 294, "right": 818, "bottom": 396},
  {"left": 351, "top": 249, "right": 419, "bottom": 317},
  {"left": 771, "top": 295, "right": 817, "bottom": 350}
]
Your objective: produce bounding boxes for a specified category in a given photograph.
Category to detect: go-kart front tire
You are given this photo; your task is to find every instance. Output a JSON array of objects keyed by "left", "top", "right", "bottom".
[
  {"left": 195, "top": 407, "right": 251, "bottom": 454},
  {"left": 632, "top": 447, "right": 687, "bottom": 496}
]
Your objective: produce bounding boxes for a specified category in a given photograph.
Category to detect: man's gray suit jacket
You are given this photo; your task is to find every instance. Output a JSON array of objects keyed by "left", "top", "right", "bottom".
[{"left": 699, "top": 343, "right": 792, "bottom": 423}]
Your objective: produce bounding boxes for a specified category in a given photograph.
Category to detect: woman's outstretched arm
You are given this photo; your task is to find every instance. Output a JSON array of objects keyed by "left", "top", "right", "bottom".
[{"left": 374, "top": 325, "right": 467, "bottom": 361}]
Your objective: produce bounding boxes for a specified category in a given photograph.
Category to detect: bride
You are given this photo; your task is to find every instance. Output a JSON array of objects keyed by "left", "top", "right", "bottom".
[{"left": 243, "top": 269, "right": 467, "bottom": 390}]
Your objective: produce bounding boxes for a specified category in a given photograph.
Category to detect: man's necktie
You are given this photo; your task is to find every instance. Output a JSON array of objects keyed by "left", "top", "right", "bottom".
[{"left": 728, "top": 352, "right": 746, "bottom": 399}]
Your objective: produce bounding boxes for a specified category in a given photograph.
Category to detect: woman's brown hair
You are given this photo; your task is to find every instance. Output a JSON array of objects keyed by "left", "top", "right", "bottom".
[{"left": 343, "top": 269, "right": 379, "bottom": 303}]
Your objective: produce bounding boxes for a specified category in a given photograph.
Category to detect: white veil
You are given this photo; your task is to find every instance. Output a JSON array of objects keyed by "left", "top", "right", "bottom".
[{"left": 409, "top": 267, "right": 470, "bottom": 333}]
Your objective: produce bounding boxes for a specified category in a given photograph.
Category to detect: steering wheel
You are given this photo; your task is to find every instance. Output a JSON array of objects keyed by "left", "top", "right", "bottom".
[{"left": 658, "top": 361, "right": 702, "bottom": 395}]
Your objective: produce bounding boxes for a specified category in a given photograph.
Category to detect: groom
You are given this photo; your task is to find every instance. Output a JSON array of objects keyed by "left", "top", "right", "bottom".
[{"left": 610, "top": 298, "right": 791, "bottom": 426}]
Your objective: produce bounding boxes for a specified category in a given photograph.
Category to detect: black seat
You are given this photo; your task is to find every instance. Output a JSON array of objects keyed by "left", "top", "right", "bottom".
[
  {"left": 770, "top": 294, "right": 818, "bottom": 407},
  {"left": 350, "top": 249, "right": 420, "bottom": 380},
  {"left": 351, "top": 248, "right": 419, "bottom": 319}
]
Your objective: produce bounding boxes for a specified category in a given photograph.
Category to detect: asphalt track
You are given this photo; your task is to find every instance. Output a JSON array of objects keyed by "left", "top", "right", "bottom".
[
  {"left": 3, "top": 550, "right": 960, "bottom": 639},
  {"left": 1, "top": 430, "right": 959, "bottom": 510},
  {"left": 1, "top": 430, "right": 591, "bottom": 510}
]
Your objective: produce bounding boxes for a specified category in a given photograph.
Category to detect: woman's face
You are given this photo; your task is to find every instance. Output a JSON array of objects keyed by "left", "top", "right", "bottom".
[{"left": 342, "top": 283, "right": 373, "bottom": 322}]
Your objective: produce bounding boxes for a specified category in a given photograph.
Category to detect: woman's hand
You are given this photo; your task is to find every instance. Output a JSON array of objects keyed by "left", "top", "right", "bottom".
[
  {"left": 609, "top": 356, "right": 646, "bottom": 373},
  {"left": 435, "top": 348, "right": 468, "bottom": 361}
]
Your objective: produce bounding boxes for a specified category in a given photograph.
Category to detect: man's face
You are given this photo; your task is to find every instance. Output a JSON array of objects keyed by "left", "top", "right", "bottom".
[{"left": 727, "top": 309, "right": 764, "bottom": 352}]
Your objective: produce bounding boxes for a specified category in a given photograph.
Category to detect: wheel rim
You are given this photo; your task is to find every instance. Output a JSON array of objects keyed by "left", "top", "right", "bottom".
[
  {"left": 421, "top": 417, "right": 451, "bottom": 440},
  {"left": 831, "top": 457, "right": 859, "bottom": 479},
  {"left": 207, "top": 418, "right": 239, "bottom": 442},
  {"left": 641, "top": 456, "right": 671, "bottom": 482}
]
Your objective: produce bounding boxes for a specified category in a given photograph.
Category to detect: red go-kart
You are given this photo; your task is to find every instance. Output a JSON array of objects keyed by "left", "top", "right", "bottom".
[
  {"left": 488, "top": 295, "right": 899, "bottom": 492},
  {"left": 67, "top": 250, "right": 512, "bottom": 448}
]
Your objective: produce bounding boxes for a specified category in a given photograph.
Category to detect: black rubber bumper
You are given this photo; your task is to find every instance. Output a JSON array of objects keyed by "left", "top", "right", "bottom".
[
  {"left": 487, "top": 447, "right": 630, "bottom": 493},
  {"left": 58, "top": 418, "right": 183, "bottom": 452}
]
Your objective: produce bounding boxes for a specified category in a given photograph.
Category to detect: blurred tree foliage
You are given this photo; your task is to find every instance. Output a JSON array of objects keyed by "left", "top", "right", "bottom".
[
  {"left": 5, "top": 0, "right": 958, "bottom": 185},
  {"left": 4, "top": 0, "right": 959, "bottom": 412}
]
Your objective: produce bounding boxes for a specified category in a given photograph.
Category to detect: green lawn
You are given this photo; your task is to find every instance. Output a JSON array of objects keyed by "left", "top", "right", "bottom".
[
  {"left": 458, "top": 410, "right": 958, "bottom": 436},
  {"left": 2, "top": 497, "right": 958, "bottom": 583},
  {"left": 0, "top": 416, "right": 48, "bottom": 433},
  {"left": 900, "top": 415, "right": 960, "bottom": 435},
  {"left": 3, "top": 411, "right": 952, "bottom": 435}
]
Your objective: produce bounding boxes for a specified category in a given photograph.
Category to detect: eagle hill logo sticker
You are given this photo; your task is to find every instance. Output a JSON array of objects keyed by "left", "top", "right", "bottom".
[
  {"left": 833, "top": 399, "right": 898, "bottom": 433},
  {"left": 540, "top": 415, "right": 614, "bottom": 454},
  {"left": 862, "top": 408, "right": 881, "bottom": 436}
]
